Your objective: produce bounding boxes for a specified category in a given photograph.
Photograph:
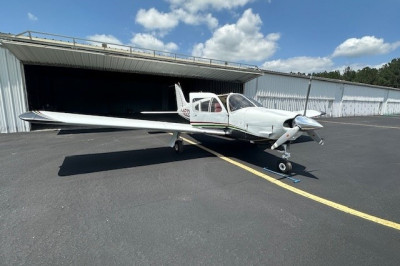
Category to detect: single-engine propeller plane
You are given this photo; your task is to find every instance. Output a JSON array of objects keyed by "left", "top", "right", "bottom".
[{"left": 20, "top": 79, "right": 324, "bottom": 174}]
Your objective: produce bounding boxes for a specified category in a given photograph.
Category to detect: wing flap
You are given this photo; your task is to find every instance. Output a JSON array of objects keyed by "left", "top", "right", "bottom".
[{"left": 20, "top": 111, "right": 226, "bottom": 135}]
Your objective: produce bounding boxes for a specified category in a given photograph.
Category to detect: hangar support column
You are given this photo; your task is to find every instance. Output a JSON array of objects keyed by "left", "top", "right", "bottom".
[{"left": 0, "top": 46, "right": 30, "bottom": 133}]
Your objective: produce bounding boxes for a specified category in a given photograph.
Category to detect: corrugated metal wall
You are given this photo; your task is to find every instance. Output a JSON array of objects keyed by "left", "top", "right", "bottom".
[
  {"left": 0, "top": 47, "right": 30, "bottom": 133},
  {"left": 244, "top": 73, "right": 400, "bottom": 117}
]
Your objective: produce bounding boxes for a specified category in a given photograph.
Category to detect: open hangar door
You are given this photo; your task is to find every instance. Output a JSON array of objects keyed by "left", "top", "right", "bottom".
[{"left": 24, "top": 65, "right": 243, "bottom": 128}]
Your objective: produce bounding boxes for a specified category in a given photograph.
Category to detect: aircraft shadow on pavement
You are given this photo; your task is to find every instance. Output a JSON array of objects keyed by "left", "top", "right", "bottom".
[
  {"left": 58, "top": 145, "right": 209, "bottom": 176},
  {"left": 58, "top": 133, "right": 318, "bottom": 179},
  {"left": 190, "top": 134, "right": 319, "bottom": 180}
]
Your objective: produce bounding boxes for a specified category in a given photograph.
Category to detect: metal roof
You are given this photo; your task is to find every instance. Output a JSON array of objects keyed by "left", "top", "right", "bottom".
[{"left": 0, "top": 31, "right": 262, "bottom": 83}]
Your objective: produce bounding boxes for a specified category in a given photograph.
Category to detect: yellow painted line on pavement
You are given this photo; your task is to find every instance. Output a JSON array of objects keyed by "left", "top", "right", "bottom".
[
  {"left": 318, "top": 120, "right": 400, "bottom": 129},
  {"left": 181, "top": 136, "right": 400, "bottom": 231}
]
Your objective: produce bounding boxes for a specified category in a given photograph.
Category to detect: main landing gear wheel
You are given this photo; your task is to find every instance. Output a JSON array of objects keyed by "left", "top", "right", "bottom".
[
  {"left": 277, "top": 159, "right": 292, "bottom": 174},
  {"left": 174, "top": 140, "right": 183, "bottom": 153}
]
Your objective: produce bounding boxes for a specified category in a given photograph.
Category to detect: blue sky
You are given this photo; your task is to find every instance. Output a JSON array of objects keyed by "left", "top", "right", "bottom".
[{"left": 1, "top": 0, "right": 399, "bottom": 74}]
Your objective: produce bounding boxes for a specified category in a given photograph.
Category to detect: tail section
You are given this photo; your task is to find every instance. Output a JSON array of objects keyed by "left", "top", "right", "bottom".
[
  {"left": 175, "top": 83, "right": 188, "bottom": 108},
  {"left": 175, "top": 83, "right": 190, "bottom": 120}
]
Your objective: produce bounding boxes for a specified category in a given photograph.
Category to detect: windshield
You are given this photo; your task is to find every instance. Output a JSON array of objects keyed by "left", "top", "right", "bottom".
[
  {"left": 228, "top": 94, "right": 260, "bottom": 112},
  {"left": 248, "top": 97, "right": 263, "bottom": 107}
]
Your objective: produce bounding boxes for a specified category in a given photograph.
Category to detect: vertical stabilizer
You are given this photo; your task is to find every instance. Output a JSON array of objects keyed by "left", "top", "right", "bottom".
[
  {"left": 175, "top": 83, "right": 190, "bottom": 120},
  {"left": 175, "top": 83, "right": 188, "bottom": 109}
]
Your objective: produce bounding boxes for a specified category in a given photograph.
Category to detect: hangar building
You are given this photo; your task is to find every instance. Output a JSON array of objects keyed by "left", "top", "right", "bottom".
[
  {"left": 0, "top": 31, "right": 261, "bottom": 133},
  {"left": 1, "top": 31, "right": 400, "bottom": 134}
]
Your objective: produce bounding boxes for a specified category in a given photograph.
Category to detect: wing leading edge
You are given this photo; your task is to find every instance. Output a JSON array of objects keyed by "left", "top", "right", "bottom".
[{"left": 20, "top": 111, "right": 226, "bottom": 135}]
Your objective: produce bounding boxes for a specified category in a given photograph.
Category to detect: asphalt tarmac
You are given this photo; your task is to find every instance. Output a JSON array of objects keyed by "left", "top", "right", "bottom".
[{"left": 1, "top": 115, "right": 399, "bottom": 265}]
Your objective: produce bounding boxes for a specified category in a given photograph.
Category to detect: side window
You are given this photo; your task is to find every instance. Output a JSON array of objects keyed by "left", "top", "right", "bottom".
[
  {"left": 201, "top": 99, "right": 210, "bottom": 111},
  {"left": 193, "top": 98, "right": 211, "bottom": 112},
  {"left": 193, "top": 98, "right": 205, "bottom": 112},
  {"left": 210, "top": 98, "right": 222, "bottom": 112},
  {"left": 193, "top": 97, "right": 224, "bottom": 113}
]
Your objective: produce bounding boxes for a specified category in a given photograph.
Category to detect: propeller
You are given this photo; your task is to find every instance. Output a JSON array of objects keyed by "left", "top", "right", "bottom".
[
  {"left": 271, "top": 115, "right": 323, "bottom": 150},
  {"left": 271, "top": 76, "right": 324, "bottom": 150}
]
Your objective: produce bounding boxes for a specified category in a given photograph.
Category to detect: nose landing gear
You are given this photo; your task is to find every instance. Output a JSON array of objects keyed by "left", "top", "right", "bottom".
[{"left": 276, "top": 143, "right": 292, "bottom": 174}]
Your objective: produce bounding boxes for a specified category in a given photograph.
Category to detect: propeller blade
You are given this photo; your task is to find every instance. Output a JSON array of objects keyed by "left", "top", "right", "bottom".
[
  {"left": 303, "top": 75, "right": 313, "bottom": 116},
  {"left": 271, "top": 126, "right": 300, "bottom": 150},
  {"left": 307, "top": 130, "right": 324, "bottom": 145}
]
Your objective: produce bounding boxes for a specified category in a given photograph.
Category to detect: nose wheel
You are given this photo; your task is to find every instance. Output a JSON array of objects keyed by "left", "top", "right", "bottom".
[
  {"left": 277, "top": 159, "right": 292, "bottom": 174},
  {"left": 276, "top": 143, "right": 293, "bottom": 174}
]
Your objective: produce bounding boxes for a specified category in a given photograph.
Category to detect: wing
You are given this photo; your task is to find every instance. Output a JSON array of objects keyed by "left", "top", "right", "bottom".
[{"left": 19, "top": 111, "right": 226, "bottom": 135}]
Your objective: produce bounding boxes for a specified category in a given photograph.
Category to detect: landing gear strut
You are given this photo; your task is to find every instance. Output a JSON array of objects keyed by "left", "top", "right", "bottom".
[{"left": 276, "top": 143, "right": 292, "bottom": 174}]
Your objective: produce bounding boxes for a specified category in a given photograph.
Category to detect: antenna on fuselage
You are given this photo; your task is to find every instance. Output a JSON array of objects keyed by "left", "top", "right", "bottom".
[{"left": 303, "top": 75, "right": 313, "bottom": 116}]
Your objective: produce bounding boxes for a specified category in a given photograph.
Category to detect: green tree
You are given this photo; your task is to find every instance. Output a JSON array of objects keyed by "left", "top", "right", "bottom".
[
  {"left": 377, "top": 59, "right": 400, "bottom": 88},
  {"left": 312, "top": 57, "right": 400, "bottom": 88},
  {"left": 354, "top": 67, "right": 378, "bottom": 85},
  {"left": 314, "top": 70, "right": 341, "bottom": 79},
  {"left": 342, "top": 66, "right": 356, "bottom": 82}
]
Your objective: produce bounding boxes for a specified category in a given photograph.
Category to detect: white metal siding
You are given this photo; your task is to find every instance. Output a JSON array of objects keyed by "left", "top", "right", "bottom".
[
  {"left": 245, "top": 74, "right": 337, "bottom": 116},
  {"left": 384, "top": 90, "right": 400, "bottom": 115},
  {"left": 0, "top": 47, "right": 29, "bottom": 133},
  {"left": 244, "top": 73, "right": 400, "bottom": 117}
]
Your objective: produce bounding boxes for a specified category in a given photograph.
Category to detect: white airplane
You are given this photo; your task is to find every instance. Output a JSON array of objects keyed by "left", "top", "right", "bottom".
[{"left": 19, "top": 81, "right": 324, "bottom": 174}]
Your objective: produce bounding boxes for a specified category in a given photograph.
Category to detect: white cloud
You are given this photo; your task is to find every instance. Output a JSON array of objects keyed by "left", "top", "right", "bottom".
[
  {"left": 192, "top": 9, "right": 279, "bottom": 62},
  {"left": 86, "top": 34, "right": 131, "bottom": 50},
  {"left": 261, "top": 56, "right": 334, "bottom": 74},
  {"left": 130, "top": 33, "right": 178, "bottom": 52},
  {"left": 87, "top": 33, "right": 178, "bottom": 52},
  {"left": 136, "top": 7, "right": 218, "bottom": 32},
  {"left": 27, "top": 12, "right": 38, "bottom": 21},
  {"left": 136, "top": 8, "right": 179, "bottom": 31},
  {"left": 168, "top": 0, "right": 252, "bottom": 13},
  {"left": 87, "top": 34, "right": 123, "bottom": 45},
  {"left": 135, "top": 0, "right": 254, "bottom": 33},
  {"left": 332, "top": 36, "right": 400, "bottom": 58},
  {"left": 173, "top": 8, "right": 218, "bottom": 29}
]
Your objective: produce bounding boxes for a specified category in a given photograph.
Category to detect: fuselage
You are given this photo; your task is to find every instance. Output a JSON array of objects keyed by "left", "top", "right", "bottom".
[
  {"left": 180, "top": 92, "right": 302, "bottom": 142},
  {"left": 228, "top": 107, "right": 298, "bottom": 141}
]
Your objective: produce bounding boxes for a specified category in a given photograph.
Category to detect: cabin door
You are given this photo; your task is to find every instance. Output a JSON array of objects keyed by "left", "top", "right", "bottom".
[{"left": 189, "top": 92, "right": 228, "bottom": 129}]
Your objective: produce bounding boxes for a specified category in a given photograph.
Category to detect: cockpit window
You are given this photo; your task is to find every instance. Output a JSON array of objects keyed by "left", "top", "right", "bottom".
[{"left": 228, "top": 94, "right": 258, "bottom": 112}]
